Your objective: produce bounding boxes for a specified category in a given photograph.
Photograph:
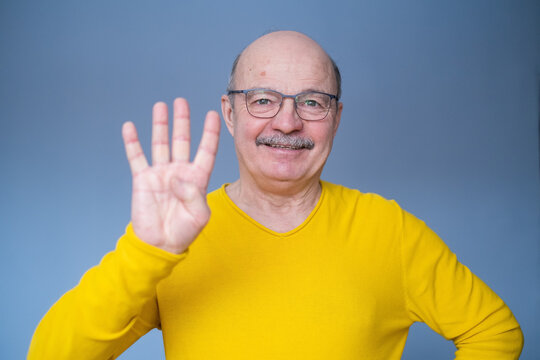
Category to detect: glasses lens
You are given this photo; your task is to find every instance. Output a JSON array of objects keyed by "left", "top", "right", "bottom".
[
  {"left": 246, "top": 90, "right": 282, "bottom": 118},
  {"left": 296, "top": 92, "right": 331, "bottom": 120}
]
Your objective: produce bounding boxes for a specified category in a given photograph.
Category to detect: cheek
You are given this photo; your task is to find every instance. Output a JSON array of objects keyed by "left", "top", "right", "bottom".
[
  {"left": 235, "top": 118, "right": 269, "bottom": 144},
  {"left": 310, "top": 123, "right": 336, "bottom": 144}
]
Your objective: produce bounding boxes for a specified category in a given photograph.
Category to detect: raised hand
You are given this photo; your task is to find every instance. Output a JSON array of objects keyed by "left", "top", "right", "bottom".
[{"left": 122, "top": 98, "right": 220, "bottom": 254}]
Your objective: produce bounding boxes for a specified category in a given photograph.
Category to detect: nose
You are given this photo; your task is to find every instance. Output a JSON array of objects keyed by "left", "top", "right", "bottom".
[{"left": 271, "top": 97, "right": 303, "bottom": 134}]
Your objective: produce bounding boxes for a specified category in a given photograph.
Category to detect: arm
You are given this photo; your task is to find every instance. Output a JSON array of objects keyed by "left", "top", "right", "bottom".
[
  {"left": 28, "top": 99, "right": 221, "bottom": 359},
  {"left": 28, "top": 225, "right": 185, "bottom": 359},
  {"left": 400, "top": 210, "right": 523, "bottom": 359}
]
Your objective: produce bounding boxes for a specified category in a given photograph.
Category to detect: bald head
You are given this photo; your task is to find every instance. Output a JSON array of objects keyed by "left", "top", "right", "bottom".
[{"left": 227, "top": 31, "right": 341, "bottom": 100}]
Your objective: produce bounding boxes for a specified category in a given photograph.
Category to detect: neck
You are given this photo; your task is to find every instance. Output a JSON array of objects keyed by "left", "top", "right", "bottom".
[{"left": 225, "top": 178, "right": 322, "bottom": 233}]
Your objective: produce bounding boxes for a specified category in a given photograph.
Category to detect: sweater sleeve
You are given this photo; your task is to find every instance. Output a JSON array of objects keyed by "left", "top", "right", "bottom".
[
  {"left": 400, "top": 210, "right": 523, "bottom": 359},
  {"left": 28, "top": 224, "right": 187, "bottom": 360}
]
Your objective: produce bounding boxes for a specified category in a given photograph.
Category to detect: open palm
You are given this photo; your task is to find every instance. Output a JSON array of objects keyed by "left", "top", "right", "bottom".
[{"left": 122, "top": 98, "right": 220, "bottom": 254}]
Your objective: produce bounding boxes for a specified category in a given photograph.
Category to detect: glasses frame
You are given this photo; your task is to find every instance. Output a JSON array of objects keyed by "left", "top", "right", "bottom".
[{"left": 227, "top": 88, "right": 339, "bottom": 121}]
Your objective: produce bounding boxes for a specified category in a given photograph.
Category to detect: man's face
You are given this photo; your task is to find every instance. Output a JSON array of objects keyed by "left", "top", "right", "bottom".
[{"left": 222, "top": 32, "right": 342, "bottom": 190}]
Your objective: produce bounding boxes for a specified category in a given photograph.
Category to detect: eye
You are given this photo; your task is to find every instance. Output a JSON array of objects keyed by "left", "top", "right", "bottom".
[
  {"left": 303, "top": 99, "right": 320, "bottom": 107},
  {"left": 248, "top": 90, "right": 280, "bottom": 107},
  {"left": 248, "top": 95, "right": 273, "bottom": 107},
  {"left": 255, "top": 98, "right": 271, "bottom": 105},
  {"left": 298, "top": 93, "right": 327, "bottom": 108}
]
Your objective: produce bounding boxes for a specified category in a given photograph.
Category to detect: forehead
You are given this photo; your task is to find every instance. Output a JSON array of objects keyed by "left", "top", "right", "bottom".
[{"left": 235, "top": 34, "right": 335, "bottom": 93}]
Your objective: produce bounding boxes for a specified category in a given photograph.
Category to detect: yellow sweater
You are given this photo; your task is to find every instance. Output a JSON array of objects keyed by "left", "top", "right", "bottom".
[{"left": 28, "top": 182, "right": 523, "bottom": 359}]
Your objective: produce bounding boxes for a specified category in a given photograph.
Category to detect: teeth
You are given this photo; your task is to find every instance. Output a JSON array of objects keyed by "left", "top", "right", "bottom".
[{"left": 269, "top": 144, "right": 299, "bottom": 149}]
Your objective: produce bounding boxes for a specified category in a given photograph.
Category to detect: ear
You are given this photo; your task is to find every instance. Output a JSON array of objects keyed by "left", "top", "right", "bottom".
[
  {"left": 332, "top": 101, "right": 343, "bottom": 137},
  {"left": 221, "top": 94, "right": 235, "bottom": 137}
]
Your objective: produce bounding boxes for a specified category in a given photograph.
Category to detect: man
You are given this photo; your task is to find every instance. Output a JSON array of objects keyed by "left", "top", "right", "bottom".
[{"left": 29, "top": 31, "right": 523, "bottom": 359}]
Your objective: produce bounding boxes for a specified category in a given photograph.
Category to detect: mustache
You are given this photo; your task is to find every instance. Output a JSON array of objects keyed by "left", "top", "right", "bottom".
[{"left": 255, "top": 134, "right": 315, "bottom": 150}]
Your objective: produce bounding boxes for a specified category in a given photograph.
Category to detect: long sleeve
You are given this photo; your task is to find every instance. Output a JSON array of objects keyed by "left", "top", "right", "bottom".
[
  {"left": 28, "top": 224, "right": 187, "bottom": 360},
  {"left": 400, "top": 210, "right": 523, "bottom": 359}
]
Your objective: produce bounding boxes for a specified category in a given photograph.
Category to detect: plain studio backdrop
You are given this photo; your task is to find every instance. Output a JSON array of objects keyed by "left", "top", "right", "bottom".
[{"left": 1, "top": 1, "right": 538, "bottom": 359}]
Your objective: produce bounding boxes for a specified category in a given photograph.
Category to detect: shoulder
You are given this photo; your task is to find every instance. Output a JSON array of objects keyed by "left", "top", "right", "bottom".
[
  {"left": 323, "top": 182, "right": 444, "bottom": 249},
  {"left": 321, "top": 181, "right": 402, "bottom": 218}
]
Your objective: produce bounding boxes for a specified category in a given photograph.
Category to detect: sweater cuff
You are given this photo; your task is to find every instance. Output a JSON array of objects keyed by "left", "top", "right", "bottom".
[{"left": 117, "top": 223, "right": 189, "bottom": 277}]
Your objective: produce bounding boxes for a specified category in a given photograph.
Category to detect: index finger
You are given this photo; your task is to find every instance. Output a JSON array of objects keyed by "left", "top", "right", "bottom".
[{"left": 193, "top": 111, "right": 220, "bottom": 177}]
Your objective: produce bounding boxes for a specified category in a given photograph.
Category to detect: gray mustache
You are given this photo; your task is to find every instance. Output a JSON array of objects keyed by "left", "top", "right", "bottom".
[{"left": 256, "top": 134, "right": 315, "bottom": 150}]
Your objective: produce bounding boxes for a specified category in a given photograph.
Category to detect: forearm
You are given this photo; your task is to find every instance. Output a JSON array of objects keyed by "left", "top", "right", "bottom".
[
  {"left": 28, "top": 224, "right": 187, "bottom": 360},
  {"left": 453, "top": 303, "right": 523, "bottom": 359}
]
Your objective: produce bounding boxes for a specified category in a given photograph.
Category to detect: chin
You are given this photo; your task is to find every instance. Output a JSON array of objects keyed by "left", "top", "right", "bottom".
[{"left": 261, "top": 165, "right": 311, "bottom": 183}]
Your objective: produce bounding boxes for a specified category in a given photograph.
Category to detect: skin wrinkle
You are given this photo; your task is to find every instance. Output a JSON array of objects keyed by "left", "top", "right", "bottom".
[
  {"left": 202, "top": 128, "right": 220, "bottom": 135},
  {"left": 197, "top": 145, "right": 219, "bottom": 156},
  {"left": 128, "top": 152, "right": 145, "bottom": 161}
]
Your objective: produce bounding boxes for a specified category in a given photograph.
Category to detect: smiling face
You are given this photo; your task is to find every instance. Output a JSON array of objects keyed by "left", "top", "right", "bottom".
[{"left": 221, "top": 31, "right": 342, "bottom": 193}]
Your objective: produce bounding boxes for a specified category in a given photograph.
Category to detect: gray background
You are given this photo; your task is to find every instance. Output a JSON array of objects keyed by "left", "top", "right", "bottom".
[{"left": 1, "top": 0, "right": 538, "bottom": 358}]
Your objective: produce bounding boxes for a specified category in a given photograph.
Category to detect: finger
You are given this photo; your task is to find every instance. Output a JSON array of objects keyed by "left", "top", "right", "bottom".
[
  {"left": 122, "top": 122, "right": 149, "bottom": 176},
  {"left": 193, "top": 110, "right": 220, "bottom": 178},
  {"left": 172, "top": 98, "right": 191, "bottom": 162},
  {"left": 152, "top": 102, "right": 170, "bottom": 165}
]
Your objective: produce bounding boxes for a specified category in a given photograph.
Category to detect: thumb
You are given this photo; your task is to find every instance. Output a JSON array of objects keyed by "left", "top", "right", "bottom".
[
  {"left": 171, "top": 178, "right": 199, "bottom": 202},
  {"left": 170, "top": 178, "right": 210, "bottom": 222}
]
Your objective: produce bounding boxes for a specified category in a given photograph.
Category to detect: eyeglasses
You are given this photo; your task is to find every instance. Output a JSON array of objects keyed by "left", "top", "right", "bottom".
[{"left": 227, "top": 88, "right": 338, "bottom": 121}]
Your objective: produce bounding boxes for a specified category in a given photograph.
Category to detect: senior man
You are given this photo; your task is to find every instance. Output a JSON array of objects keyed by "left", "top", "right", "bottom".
[{"left": 29, "top": 31, "right": 523, "bottom": 359}]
